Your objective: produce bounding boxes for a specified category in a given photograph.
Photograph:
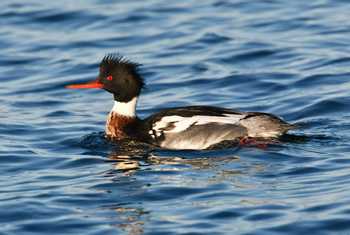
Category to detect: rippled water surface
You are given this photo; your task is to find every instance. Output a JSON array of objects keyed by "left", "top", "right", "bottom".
[{"left": 1, "top": 0, "right": 350, "bottom": 234}]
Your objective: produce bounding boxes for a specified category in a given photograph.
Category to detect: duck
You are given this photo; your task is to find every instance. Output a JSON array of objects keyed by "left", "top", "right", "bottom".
[{"left": 66, "top": 54, "right": 295, "bottom": 150}]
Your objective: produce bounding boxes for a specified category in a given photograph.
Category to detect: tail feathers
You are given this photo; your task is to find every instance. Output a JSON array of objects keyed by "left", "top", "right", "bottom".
[
  {"left": 239, "top": 113, "right": 296, "bottom": 138},
  {"left": 282, "top": 123, "right": 298, "bottom": 132}
]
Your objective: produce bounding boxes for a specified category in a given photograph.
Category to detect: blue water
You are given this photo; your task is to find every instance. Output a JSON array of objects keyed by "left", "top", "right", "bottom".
[{"left": 1, "top": 0, "right": 350, "bottom": 234}]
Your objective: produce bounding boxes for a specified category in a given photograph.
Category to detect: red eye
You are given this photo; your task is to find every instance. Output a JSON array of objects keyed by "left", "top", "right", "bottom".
[{"left": 106, "top": 75, "right": 113, "bottom": 81}]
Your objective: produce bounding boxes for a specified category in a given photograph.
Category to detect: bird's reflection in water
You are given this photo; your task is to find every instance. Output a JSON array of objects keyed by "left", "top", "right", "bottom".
[
  {"left": 110, "top": 152, "right": 241, "bottom": 172},
  {"left": 100, "top": 140, "right": 276, "bottom": 235},
  {"left": 105, "top": 139, "right": 151, "bottom": 173},
  {"left": 107, "top": 142, "right": 242, "bottom": 173},
  {"left": 111, "top": 155, "right": 140, "bottom": 171},
  {"left": 84, "top": 133, "right": 314, "bottom": 235},
  {"left": 113, "top": 206, "right": 147, "bottom": 235}
]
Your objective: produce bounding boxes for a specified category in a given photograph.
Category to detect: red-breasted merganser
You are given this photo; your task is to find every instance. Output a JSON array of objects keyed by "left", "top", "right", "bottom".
[{"left": 66, "top": 54, "right": 296, "bottom": 150}]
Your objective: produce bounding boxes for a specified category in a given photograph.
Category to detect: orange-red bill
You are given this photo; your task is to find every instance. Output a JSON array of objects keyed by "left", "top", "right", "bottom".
[{"left": 66, "top": 80, "right": 103, "bottom": 89}]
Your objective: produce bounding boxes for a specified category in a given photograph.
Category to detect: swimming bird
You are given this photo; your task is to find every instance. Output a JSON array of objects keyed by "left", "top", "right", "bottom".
[{"left": 66, "top": 54, "right": 295, "bottom": 150}]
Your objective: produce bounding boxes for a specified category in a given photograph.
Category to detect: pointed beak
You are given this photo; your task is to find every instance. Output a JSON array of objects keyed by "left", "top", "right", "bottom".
[{"left": 65, "top": 79, "right": 103, "bottom": 89}]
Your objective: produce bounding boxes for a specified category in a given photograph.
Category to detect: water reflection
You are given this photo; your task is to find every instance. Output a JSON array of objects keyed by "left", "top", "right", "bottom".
[
  {"left": 113, "top": 206, "right": 147, "bottom": 235},
  {"left": 107, "top": 149, "right": 241, "bottom": 172},
  {"left": 105, "top": 149, "right": 243, "bottom": 234},
  {"left": 102, "top": 147, "right": 277, "bottom": 235},
  {"left": 83, "top": 133, "right": 320, "bottom": 235}
]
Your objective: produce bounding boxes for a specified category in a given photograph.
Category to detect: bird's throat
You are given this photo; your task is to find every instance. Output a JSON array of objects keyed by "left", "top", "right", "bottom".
[
  {"left": 105, "top": 98, "right": 138, "bottom": 139},
  {"left": 111, "top": 97, "right": 137, "bottom": 117}
]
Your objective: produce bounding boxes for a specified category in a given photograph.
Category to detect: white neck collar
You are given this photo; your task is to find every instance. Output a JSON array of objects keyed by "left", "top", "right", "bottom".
[{"left": 111, "top": 97, "right": 137, "bottom": 117}]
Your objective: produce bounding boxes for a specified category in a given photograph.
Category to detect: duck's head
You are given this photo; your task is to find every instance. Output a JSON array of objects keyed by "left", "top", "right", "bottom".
[{"left": 67, "top": 54, "right": 144, "bottom": 103}]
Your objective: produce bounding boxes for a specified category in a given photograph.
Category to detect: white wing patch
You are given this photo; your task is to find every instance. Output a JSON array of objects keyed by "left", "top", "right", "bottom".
[{"left": 151, "top": 114, "right": 245, "bottom": 136}]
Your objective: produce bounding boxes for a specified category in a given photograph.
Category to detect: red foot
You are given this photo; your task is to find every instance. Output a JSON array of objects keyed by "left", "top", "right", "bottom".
[
  {"left": 239, "top": 137, "right": 269, "bottom": 149},
  {"left": 256, "top": 143, "right": 268, "bottom": 150}
]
